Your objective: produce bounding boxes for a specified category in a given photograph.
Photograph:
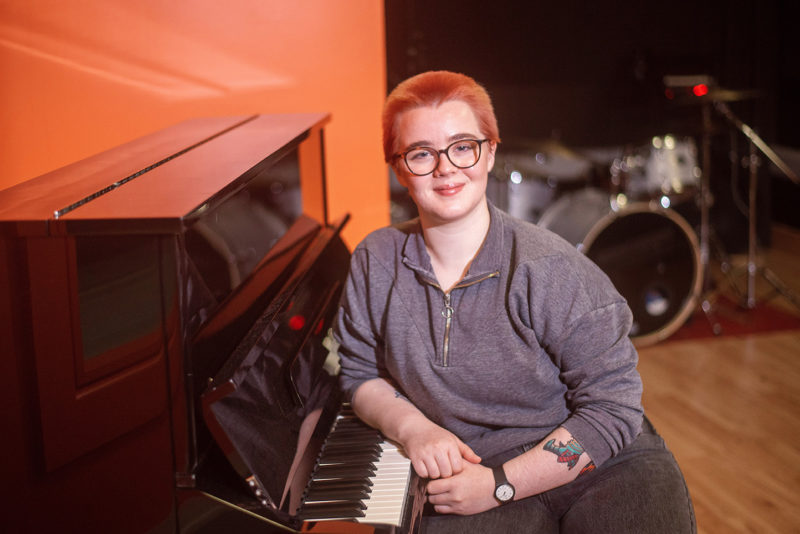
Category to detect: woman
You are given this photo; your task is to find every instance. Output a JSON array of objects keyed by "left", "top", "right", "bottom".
[{"left": 334, "top": 70, "right": 695, "bottom": 533}]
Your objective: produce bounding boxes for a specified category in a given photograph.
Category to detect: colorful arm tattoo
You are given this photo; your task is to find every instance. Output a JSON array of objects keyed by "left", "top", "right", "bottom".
[
  {"left": 543, "top": 438, "right": 590, "bottom": 470},
  {"left": 578, "top": 461, "right": 596, "bottom": 477}
]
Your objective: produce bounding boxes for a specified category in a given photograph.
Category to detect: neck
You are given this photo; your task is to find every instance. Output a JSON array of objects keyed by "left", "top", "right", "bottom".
[{"left": 420, "top": 201, "right": 491, "bottom": 291}]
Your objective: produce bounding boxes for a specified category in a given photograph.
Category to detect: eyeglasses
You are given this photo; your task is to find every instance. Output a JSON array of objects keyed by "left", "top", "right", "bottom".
[{"left": 392, "top": 138, "right": 489, "bottom": 176}]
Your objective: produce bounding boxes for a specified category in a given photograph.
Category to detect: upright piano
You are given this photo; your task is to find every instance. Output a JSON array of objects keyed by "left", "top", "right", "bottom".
[{"left": 0, "top": 114, "right": 424, "bottom": 533}]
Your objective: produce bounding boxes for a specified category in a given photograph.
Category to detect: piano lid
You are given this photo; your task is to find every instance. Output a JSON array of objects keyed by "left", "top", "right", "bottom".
[
  {"left": 198, "top": 217, "right": 350, "bottom": 522},
  {"left": 0, "top": 113, "right": 330, "bottom": 237}
]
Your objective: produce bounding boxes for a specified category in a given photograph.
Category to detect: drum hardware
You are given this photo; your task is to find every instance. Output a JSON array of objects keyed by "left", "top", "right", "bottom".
[
  {"left": 665, "top": 78, "right": 792, "bottom": 330},
  {"left": 697, "top": 101, "right": 722, "bottom": 334},
  {"left": 712, "top": 100, "right": 800, "bottom": 311}
]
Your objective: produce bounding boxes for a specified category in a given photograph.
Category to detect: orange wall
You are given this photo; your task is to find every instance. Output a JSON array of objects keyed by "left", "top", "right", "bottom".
[{"left": 0, "top": 1, "right": 389, "bottom": 246}]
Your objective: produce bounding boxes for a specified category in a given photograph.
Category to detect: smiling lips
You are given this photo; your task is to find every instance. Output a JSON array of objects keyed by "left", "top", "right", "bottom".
[{"left": 434, "top": 183, "right": 465, "bottom": 196}]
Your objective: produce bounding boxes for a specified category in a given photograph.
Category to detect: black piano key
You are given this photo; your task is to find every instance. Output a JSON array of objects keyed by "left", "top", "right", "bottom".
[
  {"left": 329, "top": 425, "right": 378, "bottom": 434},
  {"left": 322, "top": 444, "right": 381, "bottom": 456},
  {"left": 315, "top": 464, "right": 376, "bottom": 478},
  {"left": 308, "top": 478, "right": 372, "bottom": 490},
  {"left": 301, "top": 500, "right": 367, "bottom": 516},
  {"left": 326, "top": 431, "right": 382, "bottom": 443},
  {"left": 330, "top": 424, "right": 377, "bottom": 435},
  {"left": 320, "top": 450, "right": 380, "bottom": 464},
  {"left": 300, "top": 507, "right": 366, "bottom": 521},
  {"left": 305, "top": 488, "right": 371, "bottom": 502},
  {"left": 321, "top": 441, "right": 382, "bottom": 454}
]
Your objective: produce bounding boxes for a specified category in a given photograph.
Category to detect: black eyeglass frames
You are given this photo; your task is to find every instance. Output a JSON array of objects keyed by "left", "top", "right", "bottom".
[{"left": 392, "top": 138, "right": 490, "bottom": 176}]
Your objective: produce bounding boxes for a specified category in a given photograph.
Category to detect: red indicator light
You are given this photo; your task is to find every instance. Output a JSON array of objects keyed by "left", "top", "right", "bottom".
[
  {"left": 288, "top": 315, "right": 306, "bottom": 331},
  {"left": 692, "top": 84, "right": 709, "bottom": 97},
  {"left": 665, "top": 88, "right": 675, "bottom": 100}
]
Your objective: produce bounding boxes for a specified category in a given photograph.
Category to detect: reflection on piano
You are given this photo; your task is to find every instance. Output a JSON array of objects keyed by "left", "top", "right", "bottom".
[{"left": 0, "top": 114, "right": 423, "bottom": 533}]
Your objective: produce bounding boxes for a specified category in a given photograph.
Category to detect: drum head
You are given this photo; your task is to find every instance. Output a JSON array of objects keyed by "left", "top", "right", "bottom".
[{"left": 584, "top": 206, "right": 701, "bottom": 346}]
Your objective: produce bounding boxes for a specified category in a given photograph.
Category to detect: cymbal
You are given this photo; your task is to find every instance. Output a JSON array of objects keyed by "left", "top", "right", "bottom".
[
  {"left": 496, "top": 138, "right": 591, "bottom": 182},
  {"left": 706, "top": 88, "right": 761, "bottom": 101}
]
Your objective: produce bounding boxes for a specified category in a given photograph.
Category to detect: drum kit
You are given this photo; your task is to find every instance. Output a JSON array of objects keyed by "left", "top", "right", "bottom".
[{"left": 490, "top": 90, "right": 800, "bottom": 347}]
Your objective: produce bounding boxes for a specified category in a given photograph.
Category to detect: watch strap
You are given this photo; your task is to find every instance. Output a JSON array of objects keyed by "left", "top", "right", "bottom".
[{"left": 492, "top": 465, "right": 509, "bottom": 486}]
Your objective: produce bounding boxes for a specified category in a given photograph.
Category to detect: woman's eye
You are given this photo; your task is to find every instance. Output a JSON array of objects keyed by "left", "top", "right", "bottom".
[{"left": 408, "top": 149, "right": 433, "bottom": 161}]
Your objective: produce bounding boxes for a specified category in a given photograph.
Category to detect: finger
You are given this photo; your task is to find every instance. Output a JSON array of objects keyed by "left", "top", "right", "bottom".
[
  {"left": 425, "top": 478, "right": 443, "bottom": 496},
  {"left": 436, "top": 451, "right": 453, "bottom": 478},
  {"left": 434, "top": 504, "right": 453, "bottom": 515},
  {"left": 412, "top": 458, "right": 429, "bottom": 479},
  {"left": 424, "top": 457, "right": 441, "bottom": 479},
  {"left": 459, "top": 442, "right": 482, "bottom": 464},
  {"left": 448, "top": 447, "right": 463, "bottom": 474}
]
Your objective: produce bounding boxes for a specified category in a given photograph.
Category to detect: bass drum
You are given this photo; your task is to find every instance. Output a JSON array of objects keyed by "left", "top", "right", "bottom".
[{"left": 538, "top": 188, "right": 701, "bottom": 347}]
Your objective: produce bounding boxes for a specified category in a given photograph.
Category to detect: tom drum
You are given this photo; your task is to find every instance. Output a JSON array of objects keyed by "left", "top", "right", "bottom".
[
  {"left": 614, "top": 135, "right": 701, "bottom": 204},
  {"left": 538, "top": 188, "right": 701, "bottom": 346}
]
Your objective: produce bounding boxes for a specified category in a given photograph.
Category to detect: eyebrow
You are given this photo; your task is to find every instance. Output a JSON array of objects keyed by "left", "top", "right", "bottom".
[{"left": 403, "top": 132, "right": 480, "bottom": 150}]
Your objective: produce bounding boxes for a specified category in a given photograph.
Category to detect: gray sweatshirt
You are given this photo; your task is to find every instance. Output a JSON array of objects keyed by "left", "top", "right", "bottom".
[{"left": 334, "top": 202, "right": 643, "bottom": 467}]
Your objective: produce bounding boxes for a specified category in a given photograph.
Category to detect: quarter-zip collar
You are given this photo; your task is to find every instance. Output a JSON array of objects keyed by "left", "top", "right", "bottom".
[{"left": 400, "top": 201, "right": 505, "bottom": 286}]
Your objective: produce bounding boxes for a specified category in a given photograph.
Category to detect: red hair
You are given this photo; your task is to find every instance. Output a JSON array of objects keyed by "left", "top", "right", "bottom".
[{"left": 382, "top": 71, "right": 500, "bottom": 162}]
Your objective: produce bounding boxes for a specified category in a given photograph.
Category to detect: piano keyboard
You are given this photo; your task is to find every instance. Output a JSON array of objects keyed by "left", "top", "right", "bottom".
[{"left": 298, "top": 408, "right": 424, "bottom": 531}]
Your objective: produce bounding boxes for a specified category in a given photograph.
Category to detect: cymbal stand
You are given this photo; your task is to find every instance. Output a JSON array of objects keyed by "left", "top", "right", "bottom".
[
  {"left": 713, "top": 100, "right": 800, "bottom": 311},
  {"left": 697, "top": 102, "right": 723, "bottom": 334}
]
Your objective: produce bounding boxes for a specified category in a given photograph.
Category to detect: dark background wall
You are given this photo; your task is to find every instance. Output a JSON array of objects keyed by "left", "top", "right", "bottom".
[{"left": 385, "top": 0, "right": 800, "bottom": 249}]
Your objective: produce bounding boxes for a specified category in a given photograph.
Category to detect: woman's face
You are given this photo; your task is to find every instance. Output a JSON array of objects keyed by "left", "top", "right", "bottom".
[{"left": 392, "top": 100, "right": 495, "bottom": 226}]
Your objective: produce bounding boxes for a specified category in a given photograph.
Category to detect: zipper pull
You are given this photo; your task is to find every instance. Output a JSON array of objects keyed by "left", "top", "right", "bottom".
[{"left": 442, "top": 293, "right": 454, "bottom": 319}]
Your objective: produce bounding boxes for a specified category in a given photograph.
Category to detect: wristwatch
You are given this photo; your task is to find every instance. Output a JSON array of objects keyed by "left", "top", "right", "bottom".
[{"left": 492, "top": 465, "right": 515, "bottom": 504}]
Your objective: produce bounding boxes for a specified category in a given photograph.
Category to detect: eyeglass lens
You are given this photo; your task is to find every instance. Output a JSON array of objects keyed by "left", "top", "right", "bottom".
[{"left": 404, "top": 139, "right": 482, "bottom": 175}]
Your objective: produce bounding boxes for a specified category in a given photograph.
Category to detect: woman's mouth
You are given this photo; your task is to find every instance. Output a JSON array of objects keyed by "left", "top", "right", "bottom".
[{"left": 434, "top": 183, "right": 464, "bottom": 196}]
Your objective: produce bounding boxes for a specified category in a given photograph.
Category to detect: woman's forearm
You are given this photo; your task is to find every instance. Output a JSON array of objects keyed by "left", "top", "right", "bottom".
[
  {"left": 350, "top": 377, "right": 481, "bottom": 479},
  {"left": 350, "top": 377, "right": 430, "bottom": 442},
  {"left": 503, "top": 426, "right": 595, "bottom": 500}
]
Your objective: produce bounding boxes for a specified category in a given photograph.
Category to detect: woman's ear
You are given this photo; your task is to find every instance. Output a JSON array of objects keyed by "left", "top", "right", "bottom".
[
  {"left": 392, "top": 162, "right": 410, "bottom": 188},
  {"left": 486, "top": 141, "right": 497, "bottom": 173}
]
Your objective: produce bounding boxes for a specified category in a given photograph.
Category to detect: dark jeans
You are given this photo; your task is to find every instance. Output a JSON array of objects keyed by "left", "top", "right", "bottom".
[{"left": 421, "top": 417, "right": 696, "bottom": 533}]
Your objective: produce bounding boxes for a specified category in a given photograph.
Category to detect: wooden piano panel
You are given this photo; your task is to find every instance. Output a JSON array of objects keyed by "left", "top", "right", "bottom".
[{"left": 26, "top": 235, "right": 171, "bottom": 471}]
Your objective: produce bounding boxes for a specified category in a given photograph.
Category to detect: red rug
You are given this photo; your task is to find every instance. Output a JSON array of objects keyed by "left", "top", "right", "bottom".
[{"left": 666, "top": 295, "right": 800, "bottom": 342}]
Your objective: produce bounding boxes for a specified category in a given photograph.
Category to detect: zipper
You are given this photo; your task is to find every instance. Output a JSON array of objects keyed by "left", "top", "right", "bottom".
[
  {"left": 436, "top": 271, "right": 500, "bottom": 367},
  {"left": 441, "top": 293, "right": 454, "bottom": 366}
]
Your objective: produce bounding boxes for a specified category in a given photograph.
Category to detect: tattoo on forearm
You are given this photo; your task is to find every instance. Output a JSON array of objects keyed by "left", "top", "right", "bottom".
[
  {"left": 543, "top": 438, "right": 587, "bottom": 470},
  {"left": 393, "top": 390, "right": 409, "bottom": 402},
  {"left": 578, "top": 461, "right": 596, "bottom": 477}
]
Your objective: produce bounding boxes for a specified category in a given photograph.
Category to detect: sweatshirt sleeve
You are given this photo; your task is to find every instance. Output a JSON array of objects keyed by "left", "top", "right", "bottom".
[
  {"left": 333, "top": 246, "right": 389, "bottom": 401},
  {"left": 522, "top": 251, "right": 644, "bottom": 467}
]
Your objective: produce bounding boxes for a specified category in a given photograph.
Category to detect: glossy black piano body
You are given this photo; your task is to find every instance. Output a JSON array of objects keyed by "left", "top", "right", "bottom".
[{"left": 0, "top": 115, "right": 422, "bottom": 533}]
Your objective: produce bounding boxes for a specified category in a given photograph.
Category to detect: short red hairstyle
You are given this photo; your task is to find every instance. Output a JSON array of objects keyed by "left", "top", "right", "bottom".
[{"left": 382, "top": 71, "right": 500, "bottom": 162}]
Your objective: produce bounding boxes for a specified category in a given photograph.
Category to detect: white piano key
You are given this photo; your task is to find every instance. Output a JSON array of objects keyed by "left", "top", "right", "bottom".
[
  {"left": 304, "top": 414, "right": 422, "bottom": 528},
  {"left": 358, "top": 440, "right": 413, "bottom": 526}
]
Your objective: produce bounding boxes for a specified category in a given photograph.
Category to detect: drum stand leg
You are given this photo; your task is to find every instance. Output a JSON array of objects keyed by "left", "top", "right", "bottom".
[
  {"left": 725, "top": 141, "right": 800, "bottom": 312},
  {"left": 697, "top": 102, "right": 724, "bottom": 335}
]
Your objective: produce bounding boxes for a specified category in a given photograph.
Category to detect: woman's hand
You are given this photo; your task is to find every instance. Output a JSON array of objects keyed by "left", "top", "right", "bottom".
[
  {"left": 426, "top": 461, "right": 498, "bottom": 515},
  {"left": 349, "top": 378, "right": 481, "bottom": 479},
  {"left": 399, "top": 418, "right": 481, "bottom": 479}
]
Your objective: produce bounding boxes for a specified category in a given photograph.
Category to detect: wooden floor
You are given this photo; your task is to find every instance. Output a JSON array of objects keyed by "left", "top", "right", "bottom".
[{"left": 638, "top": 224, "right": 800, "bottom": 533}]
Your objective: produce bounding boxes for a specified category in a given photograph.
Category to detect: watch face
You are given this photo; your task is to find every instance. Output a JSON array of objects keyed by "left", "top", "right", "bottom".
[{"left": 495, "top": 483, "right": 514, "bottom": 502}]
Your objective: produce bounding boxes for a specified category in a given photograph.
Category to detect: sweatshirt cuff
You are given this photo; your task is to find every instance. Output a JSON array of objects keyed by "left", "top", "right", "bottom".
[{"left": 561, "top": 416, "right": 616, "bottom": 468}]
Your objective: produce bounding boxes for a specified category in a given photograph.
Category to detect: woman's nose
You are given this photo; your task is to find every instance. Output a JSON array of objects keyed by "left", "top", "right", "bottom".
[{"left": 433, "top": 152, "right": 456, "bottom": 175}]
